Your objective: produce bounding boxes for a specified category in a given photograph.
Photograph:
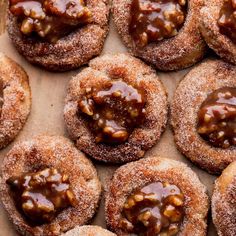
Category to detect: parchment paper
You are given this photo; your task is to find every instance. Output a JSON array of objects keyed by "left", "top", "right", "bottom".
[{"left": 0, "top": 20, "right": 217, "bottom": 235}]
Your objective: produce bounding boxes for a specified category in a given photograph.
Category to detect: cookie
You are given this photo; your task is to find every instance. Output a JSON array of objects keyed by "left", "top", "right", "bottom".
[
  {"left": 63, "top": 225, "right": 116, "bottom": 236},
  {"left": 105, "top": 157, "right": 209, "bottom": 235},
  {"left": 0, "top": 135, "right": 101, "bottom": 235},
  {"left": 212, "top": 161, "right": 236, "bottom": 236},
  {"left": 64, "top": 53, "right": 168, "bottom": 163},
  {"left": 7, "top": 0, "right": 109, "bottom": 71},
  {"left": 0, "top": 52, "right": 31, "bottom": 149},
  {"left": 112, "top": 0, "right": 207, "bottom": 71},
  {"left": 171, "top": 59, "right": 236, "bottom": 174},
  {"left": 200, "top": 0, "right": 236, "bottom": 65}
]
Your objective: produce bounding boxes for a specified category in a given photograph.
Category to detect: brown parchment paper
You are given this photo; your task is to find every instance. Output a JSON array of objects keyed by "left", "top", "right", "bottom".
[{"left": 0, "top": 18, "right": 217, "bottom": 235}]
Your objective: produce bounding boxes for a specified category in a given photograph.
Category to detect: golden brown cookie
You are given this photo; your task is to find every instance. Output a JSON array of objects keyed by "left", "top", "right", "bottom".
[
  {"left": 7, "top": 0, "right": 109, "bottom": 71},
  {"left": 112, "top": 0, "right": 207, "bottom": 71},
  {"left": 63, "top": 225, "right": 116, "bottom": 236},
  {"left": 200, "top": 0, "right": 236, "bottom": 65},
  {"left": 171, "top": 59, "right": 236, "bottom": 174},
  {"left": 212, "top": 161, "right": 236, "bottom": 236},
  {"left": 0, "top": 135, "right": 101, "bottom": 236},
  {"left": 0, "top": 52, "right": 31, "bottom": 149},
  {"left": 64, "top": 53, "right": 168, "bottom": 163},
  {"left": 105, "top": 157, "right": 209, "bottom": 236}
]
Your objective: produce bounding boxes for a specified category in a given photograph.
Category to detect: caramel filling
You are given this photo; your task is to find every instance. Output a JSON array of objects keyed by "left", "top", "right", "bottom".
[
  {"left": 129, "top": 0, "right": 187, "bottom": 47},
  {"left": 218, "top": 0, "right": 236, "bottom": 43},
  {"left": 120, "top": 182, "right": 184, "bottom": 236},
  {"left": 198, "top": 87, "right": 236, "bottom": 148},
  {"left": 78, "top": 81, "right": 146, "bottom": 144},
  {"left": 7, "top": 168, "right": 76, "bottom": 224},
  {"left": 9, "top": 0, "right": 92, "bottom": 42}
]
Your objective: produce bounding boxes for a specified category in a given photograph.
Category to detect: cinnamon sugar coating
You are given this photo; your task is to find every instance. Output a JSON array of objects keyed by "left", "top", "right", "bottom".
[
  {"left": 112, "top": 0, "right": 207, "bottom": 71},
  {"left": 0, "top": 52, "right": 31, "bottom": 149},
  {"left": 200, "top": 0, "right": 236, "bottom": 65},
  {"left": 63, "top": 225, "right": 116, "bottom": 236},
  {"left": 105, "top": 157, "right": 209, "bottom": 236},
  {"left": 212, "top": 161, "right": 236, "bottom": 236},
  {"left": 171, "top": 60, "right": 236, "bottom": 174},
  {"left": 0, "top": 135, "right": 101, "bottom": 236},
  {"left": 64, "top": 53, "right": 168, "bottom": 163},
  {"left": 7, "top": 0, "right": 109, "bottom": 71}
]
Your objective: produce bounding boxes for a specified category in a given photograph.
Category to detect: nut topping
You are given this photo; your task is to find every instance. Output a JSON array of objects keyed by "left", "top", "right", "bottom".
[
  {"left": 218, "top": 0, "right": 236, "bottom": 43},
  {"left": 78, "top": 81, "right": 146, "bottom": 144},
  {"left": 197, "top": 87, "right": 236, "bottom": 148},
  {"left": 129, "top": 0, "right": 187, "bottom": 47},
  {"left": 6, "top": 168, "right": 76, "bottom": 224},
  {"left": 120, "top": 182, "right": 184, "bottom": 235},
  {"left": 9, "top": 0, "right": 92, "bottom": 42}
]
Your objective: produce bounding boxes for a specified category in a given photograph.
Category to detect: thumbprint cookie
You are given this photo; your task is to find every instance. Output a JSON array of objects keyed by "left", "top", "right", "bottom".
[
  {"left": 200, "top": 0, "right": 236, "bottom": 65},
  {"left": 212, "top": 161, "right": 236, "bottom": 236},
  {"left": 112, "top": 0, "right": 207, "bottom": 71},
  {"left": 105, "top": 157, "right": 209, "bottom": 236},
  {"left": 171, "top": 60, "right": 236, "bottom": 174},
  {"left": 0, "top": 52, "right": 31, "bottom": 149},
  {"left": 64, "top": 53, "right": 168, "bottom": 163},
  {"left": 7, "top": 0, "right": 109, "bottom": 71},
  {"left": 0, "top": 135, "right": 101, "bottom": 235}
]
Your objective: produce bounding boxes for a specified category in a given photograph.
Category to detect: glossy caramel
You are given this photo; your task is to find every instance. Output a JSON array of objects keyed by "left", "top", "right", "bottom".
[
  {"left": 120, "top": 182, "right": 184, "bottom": 235},
  {"left": 7, "top": 168, "right": 76, "bottom": 224},
  {"left": 9, "top": 0, "right": 92, "bottom": 42},
  {"left": 198, "top": 87, "right": 236, "bottom": 148},
  {"left": 78, "top": 81, "right": 146, "bottom": 144},
  {"left": 129, "top": 0, "right": 187, "bottom": 47}
]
